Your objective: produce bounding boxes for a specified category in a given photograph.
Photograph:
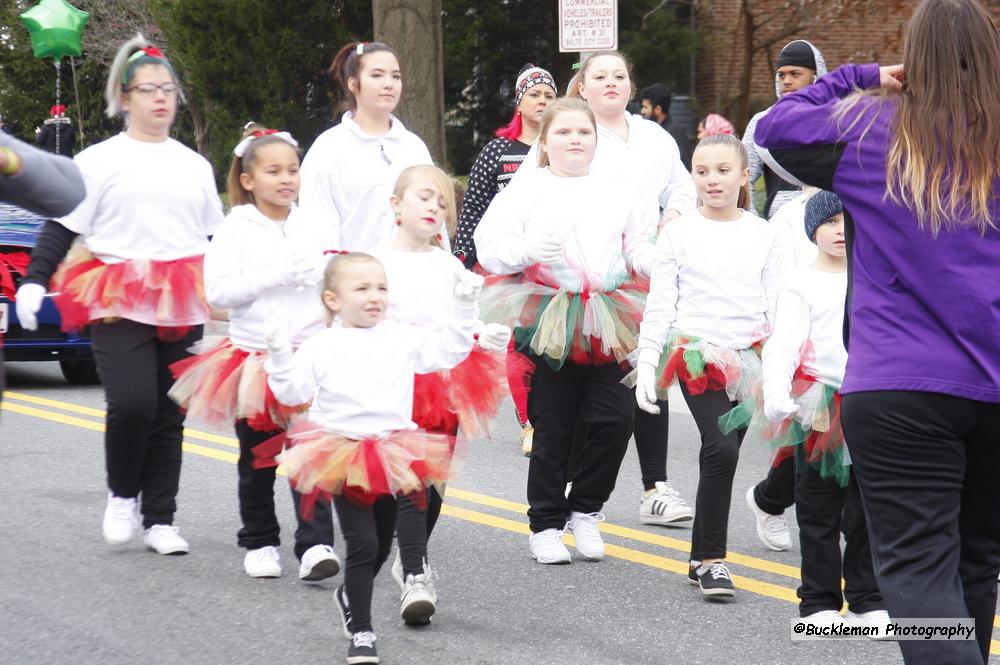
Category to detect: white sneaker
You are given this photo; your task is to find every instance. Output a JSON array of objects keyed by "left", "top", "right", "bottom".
[
  {"left": 102, "top": 493, "right": 140, "bottom": 545},
  {"left": 844, "top": 609, "right": 893, "bottom": 639},
  {"left": 143, "top": 524, "right": 189, "bottom": 555},
  {"left": 745, "top": 486, "right": 792, "bottom": 551},
  {"left": 801, "top": 609, "right": 846, "bottom": 631},
  {"left": 566, "top": 511, "right": 605, "bottom": 561},
  {"left": 244, "top": 546, "right": 282, "bottom": 578},
  {"left": 298, "top": 544, "right": 341, "bottom": 582},
  {"left": 639, "top": 482, "right": 694, "bottom": 526},
  {"left": 528, "top": 528, "right": 571, "bottom": 564},
  {"left": 400, "top": 569, "right": 437, "bottom": 626}
]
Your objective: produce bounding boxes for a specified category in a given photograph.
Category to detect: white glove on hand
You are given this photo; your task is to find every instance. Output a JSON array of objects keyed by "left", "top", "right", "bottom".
[
  {"left": 635, "top": 363, "right": 660, "bottom": 415},
  {"left": 524, "top": 232, "right": 563, "bottom": 264},
  {"left": 14, "top": 283, "right": 46, "bottom": 332},
  {"left": 764, "top": 392, "right": 800, "bottom": 422},
  {"left": 454, "top": 270, "right": 484, "bottom": 304},
  {"left": 477, "top": 323, "right": 511, "bottom": 352},
  {"left": 265, "top": 322, "right": 294, "bottom": 372}
]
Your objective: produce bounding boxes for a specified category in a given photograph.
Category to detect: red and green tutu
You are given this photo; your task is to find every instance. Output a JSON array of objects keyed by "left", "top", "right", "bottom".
[
  {"left": 254, "top": 423, "right": 454, "bottom": 514},
  {"left": 478, "top": 273, "right": 646, "bottom": 369},
  {"left": 412, "top": 345, "right": 527, "bottom": 438},
  {"left": 168, "top": 337, "right": 308, "bottom": 432},
  {"left": 51, "top": 244, "right": 207, "bottom": 340}
]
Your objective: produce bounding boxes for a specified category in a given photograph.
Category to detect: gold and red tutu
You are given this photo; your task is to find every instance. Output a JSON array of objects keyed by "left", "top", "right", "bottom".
[
  {"left": 253, "top": 423, "right": 454, "bottom": 513},
  {"left": 51, "top": 245, "right": 207, "bottom": 339},
  {"left": 168, "top": 337, "right": 307, "bottom": 431},
  {"left": 478, "top": 273, "right": 646, "bottom": 369},
  {"left": 412, "top": 345, "right": 529, "bottom": 438}
]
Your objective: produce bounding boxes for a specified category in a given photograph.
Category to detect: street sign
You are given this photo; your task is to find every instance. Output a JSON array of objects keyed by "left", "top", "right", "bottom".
[{"left": 558, "top": 0, "right": 617, "bottom": 52}]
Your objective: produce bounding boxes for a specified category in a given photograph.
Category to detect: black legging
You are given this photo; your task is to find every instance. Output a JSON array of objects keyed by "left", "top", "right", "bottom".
[
  {"left": 334, "top": 494, "right": 398, "bottom": 634},
  {"left": 90, "top": 319, "right": 201, "bottom": 528}
]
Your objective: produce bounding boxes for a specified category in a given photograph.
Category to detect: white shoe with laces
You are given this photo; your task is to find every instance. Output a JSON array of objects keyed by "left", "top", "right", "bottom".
[
  {"left": 844, "top": 609, "right": 893, "bottom": 639},
  {"left": 400, "top": 565, "right": 437, "bottom": 626},
  {"left": 745, "top": 486, "right": 792, "bottom": 551},
  {"left": 298, "top": 544, "right": 341, "bottom": 582},
  {"left": 801, "top": 609, "right": 846, "bottom": 631},
  {"left": 528, "top": 528, "right": 571, "bottom": 564},
  {"left": 244, "top": 545, "right": 282, "bottom": 578},
  {"left": 143, "top": 524, "right": 189, "bottom": 555},
  {"left": 639, "top": 482, "right": 694, "bottom": 526},
  {"left": 565, "top": 511, "right": 605, "bottom": 561},
  {"left": 102, "top": 494, "right": 140, "bottom": 545}
]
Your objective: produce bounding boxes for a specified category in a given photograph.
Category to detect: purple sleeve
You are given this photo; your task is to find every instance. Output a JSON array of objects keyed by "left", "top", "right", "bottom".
[{"left": 755, "top": 64, "right": 882, "bottom": 150}]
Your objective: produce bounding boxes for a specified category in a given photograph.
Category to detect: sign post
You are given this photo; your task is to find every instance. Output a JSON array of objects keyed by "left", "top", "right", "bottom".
[{"left": 558, "top": 0, "right": 618, "bottom": 53}]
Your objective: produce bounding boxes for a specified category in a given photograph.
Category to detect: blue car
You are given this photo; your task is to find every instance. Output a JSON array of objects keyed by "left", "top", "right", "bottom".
[{"left": 0, "top": 202, "right": 99, "bottom": 384}]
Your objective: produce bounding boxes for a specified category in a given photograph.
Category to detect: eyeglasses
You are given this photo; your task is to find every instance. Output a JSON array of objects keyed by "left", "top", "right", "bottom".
[{"left": 127, "top": 83, "right": 180, "bottom": 97}]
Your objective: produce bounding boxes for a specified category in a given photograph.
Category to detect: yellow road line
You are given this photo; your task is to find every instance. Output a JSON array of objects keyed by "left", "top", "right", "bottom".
[{"left": 7, "top": 393, "right": 1000, "bottom": 650}]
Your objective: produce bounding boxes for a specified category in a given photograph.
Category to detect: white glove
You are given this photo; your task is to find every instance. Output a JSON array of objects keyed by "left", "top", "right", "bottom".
[
  {"left": 524, "top": 232, "right": 563, "bottom": 264},
  {"left": 635, "top": 363, "right": 660, "bottom": 415},
  {"left": 14, "top": 283, "right": 46, "bottom": 332},
  {"left": 265, "top": 322, "right": 294, "bottom": 372},
  {"left": 454, "top": 270, "right": 484, "bottom": 304},
  {"left": 764, "top": 392, "right": 800, "bottom": 422},
  {"left": 477, "top": 323, "right": 511, "bottom": 352}
]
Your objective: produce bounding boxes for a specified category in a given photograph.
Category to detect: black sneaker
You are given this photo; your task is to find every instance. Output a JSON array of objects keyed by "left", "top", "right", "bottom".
[
  {"left": 696, "top": 562, "right": 735, "bottom": 598},
  {"left": 335, "top": 584, "right": 353, "bottom": 638},
  {"left": 687, "top": 566, "right": 699, "bottom": 586},
  {"left": 346, "top": 631, "right": 379, "bottom": 664}
]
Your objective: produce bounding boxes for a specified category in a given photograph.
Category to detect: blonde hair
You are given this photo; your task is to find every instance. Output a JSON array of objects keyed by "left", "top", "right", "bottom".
[
  {"left": 536, "top": 97, "right": 597, "bottom": 168},
  {"left": 392, "top": 165, "right": 457, "bottom": 248},
  {"left": 105, "top": 33, "right": 180, "bottom": 118},
  {"left": 226, "top": 122, "right": 301, "bottom": 207},
  {"left": 836, "top": 0, "right": 1000, "bottom": 235},
  {"left": 693, "top": 134, "right": 752, "bottom": 211},
  {"left": 577, "top": 50, "right": 635, "bottom": 100}
]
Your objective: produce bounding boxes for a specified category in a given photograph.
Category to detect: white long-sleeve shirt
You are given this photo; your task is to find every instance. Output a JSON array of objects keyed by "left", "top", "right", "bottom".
[
  {"left": 763, "top": 266, "right": 848, "bottom": 396},
  {"left": 636, "top": 209, "right": 786, "bottom": 365},
  {"left": 473, "top": 168, "right": 657, "bottom": 292},
  {"left": 372, "top": 245, "right": 476, "bottom": 329},
  {"left": 266, "top": 307, "right": 476, "bottom": 438},
  {"left": 298, "top": 111, "right": 433, "bottom": 252},
  {"left": 769, "top": 192, "right": 818, "bottom": 270},
  {"left": 515, "top": 112, "right": 696, "bottom": 223},
  {"left": 204, "top": 204, "right": 338, "bottom": 350},
  {"left": 57, "top": 133, "right": 224, "bottom": 261}
]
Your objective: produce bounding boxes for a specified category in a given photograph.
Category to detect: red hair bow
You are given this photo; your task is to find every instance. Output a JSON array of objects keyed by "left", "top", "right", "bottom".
[
  {"left": 251, "top": 129, "right": 278, "bottom": 138},
  {"left": 143, "top": 46, "right": 165, "bottom": 59}
]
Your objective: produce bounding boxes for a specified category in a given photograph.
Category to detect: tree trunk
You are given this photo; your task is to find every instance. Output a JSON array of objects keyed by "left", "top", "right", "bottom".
[
  {"left": 737, "top": 0, "right": 754, "bottom": 133},
  {"left": 372, "top": 0, "right": 448, "bottom": 167}
]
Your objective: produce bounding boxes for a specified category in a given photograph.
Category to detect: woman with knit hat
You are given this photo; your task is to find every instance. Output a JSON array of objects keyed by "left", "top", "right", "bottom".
[{"left": 453, "top": 63, "right": 557, "bottom": 456}]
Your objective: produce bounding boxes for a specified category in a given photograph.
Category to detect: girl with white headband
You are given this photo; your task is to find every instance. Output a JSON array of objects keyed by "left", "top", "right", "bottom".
[{"left": 170, "top": 122, "right": 340, "bottom": 580}]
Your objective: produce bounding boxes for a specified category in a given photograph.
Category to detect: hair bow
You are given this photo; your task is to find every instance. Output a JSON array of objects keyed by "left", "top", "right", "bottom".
[{"left": 232, "top": 129, "right": 299, "bottom": 157}]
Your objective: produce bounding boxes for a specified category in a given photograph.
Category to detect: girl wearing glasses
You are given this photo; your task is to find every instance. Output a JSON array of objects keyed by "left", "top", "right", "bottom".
[
  {"left": 16, "top": 34, "right": 224, "bottom": 556},
  {"left": 299, "top": 41, "right": 434, "bottom": 252}
]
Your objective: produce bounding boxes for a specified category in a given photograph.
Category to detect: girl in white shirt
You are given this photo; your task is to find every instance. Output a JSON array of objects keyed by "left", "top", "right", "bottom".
[
  {"left": 264, "top": 252, "right": 479, "bottom": 665},
  {"left": 372, "top": 165, "right": 513, "bottom": 625},
  {"left": 15, "top": 36, "right": 224, "bottom": 555},
  {"left": 475, "top": 98, "right": 657, "bottom": 566},
  {"left": 299, "top": 41, "right": 434, "bottom": 252},
  {"left": 734, "top": 191, "right": 887, "bottom": 629},
  {"left": 169, "top": 124, "right": 340, "bottom": 581},
  {"left": 634, "top": 134, "right": 786, "bottom": 598}
]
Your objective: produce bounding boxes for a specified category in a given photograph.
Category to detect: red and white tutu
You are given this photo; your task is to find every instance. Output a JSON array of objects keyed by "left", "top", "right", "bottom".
[
  {"left": 478, "top": 273, "right": 646, "bottom": 369},
  {"left": 51, "top": 245, "right": 208, "bottom": 339},
  {"left": 412, "top": 345, "right": 529, "bottom": 438},
  {"left": 254, "top": 422, "right": 454, "bottom": 513},
  {"left": 1, "top": 250, "right": 30, "bottom": 300},
  {"left": 168, "top": 337, "right": 308, "bottom": 431}
]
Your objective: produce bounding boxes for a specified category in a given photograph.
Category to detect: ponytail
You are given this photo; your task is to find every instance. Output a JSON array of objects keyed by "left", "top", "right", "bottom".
[
  {"left": 328, "top": 41, "right": 399, "bottom": 112},
  {"left": 226, "top": 122, "right": 301, "bottom": 208},
  {"left": 105, "top": 33, "right": 179, "bottom": 118}
]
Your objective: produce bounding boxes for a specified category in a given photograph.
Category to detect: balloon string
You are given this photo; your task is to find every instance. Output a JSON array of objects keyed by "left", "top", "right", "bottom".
[{"left": 54, "top": 62, "right": 61, "bottom": 155}]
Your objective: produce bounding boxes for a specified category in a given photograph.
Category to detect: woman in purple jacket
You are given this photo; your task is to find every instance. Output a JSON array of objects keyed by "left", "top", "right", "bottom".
[{"left": 755, "top": 1, "right": 1000, "bottom": 663}]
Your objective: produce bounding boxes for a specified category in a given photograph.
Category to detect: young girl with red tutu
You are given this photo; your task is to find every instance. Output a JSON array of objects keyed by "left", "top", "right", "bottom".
[
  {"left": 15, "top": 35, "right": 224, "bottom": 555},
  {"left": 372, "top": 164, "right": 513, "bottom": 625},
  {"left": 474, "top": 97, "right": 657, "bottom": 566},
  {"left": 263, "top": 252, "right": 480, "bottom": 665},
  {"left": 633, "top": 134, "right": 786, "bottom": 599},
  {"left": 168, "top": 123, "right": 342, "bottom": 581}
]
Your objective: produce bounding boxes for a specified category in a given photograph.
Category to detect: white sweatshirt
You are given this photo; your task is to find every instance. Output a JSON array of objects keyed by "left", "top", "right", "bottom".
[
  {"left": 636, "top": 208, "right": 787, "bottom": 365},
  {"left": 516, "top": 113, "right": 696, "bottom": 222},
  {"left": 770, "top": 193, "right": 818, "bottom": 270},
  {"left": 204, "top": 204, "right": 338, "bottom": 351},
  {"left": 57, "top": 133, "right": 224, "bottom": 261},
  {"left": 763, "top": 266, "right": 848, "bottom": 395},
  {"left": 298, "top": 111, "right": 433, "bottom": 252},
  {"left": 266, "top": 307, "right": 476, "bottom": 438},
  {"left": 473, "top": 168, "right": 657, "bottom": 292},
  {"left": 372, "top": 245, "right": 477, "bottom": 329}
]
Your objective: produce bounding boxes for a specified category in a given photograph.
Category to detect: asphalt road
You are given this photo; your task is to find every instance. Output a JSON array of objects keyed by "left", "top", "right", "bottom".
[{"left": 1, "top": 360, "right": 922, "bottom": 665}]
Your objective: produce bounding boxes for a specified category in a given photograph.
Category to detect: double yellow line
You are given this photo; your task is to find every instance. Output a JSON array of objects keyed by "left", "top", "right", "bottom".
[{"left": 4, "top": 388, "right": 999, "bottom": 652}]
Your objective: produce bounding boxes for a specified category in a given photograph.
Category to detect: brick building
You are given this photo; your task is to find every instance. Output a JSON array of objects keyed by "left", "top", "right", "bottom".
[{"left": 692, "top": 0, "right": 1000, "bottom": 128}]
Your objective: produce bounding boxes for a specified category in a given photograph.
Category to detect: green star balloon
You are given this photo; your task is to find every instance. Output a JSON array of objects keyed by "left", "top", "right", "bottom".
[{"left": 20, "top": 0, "right": 89, "bottom": 62}]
